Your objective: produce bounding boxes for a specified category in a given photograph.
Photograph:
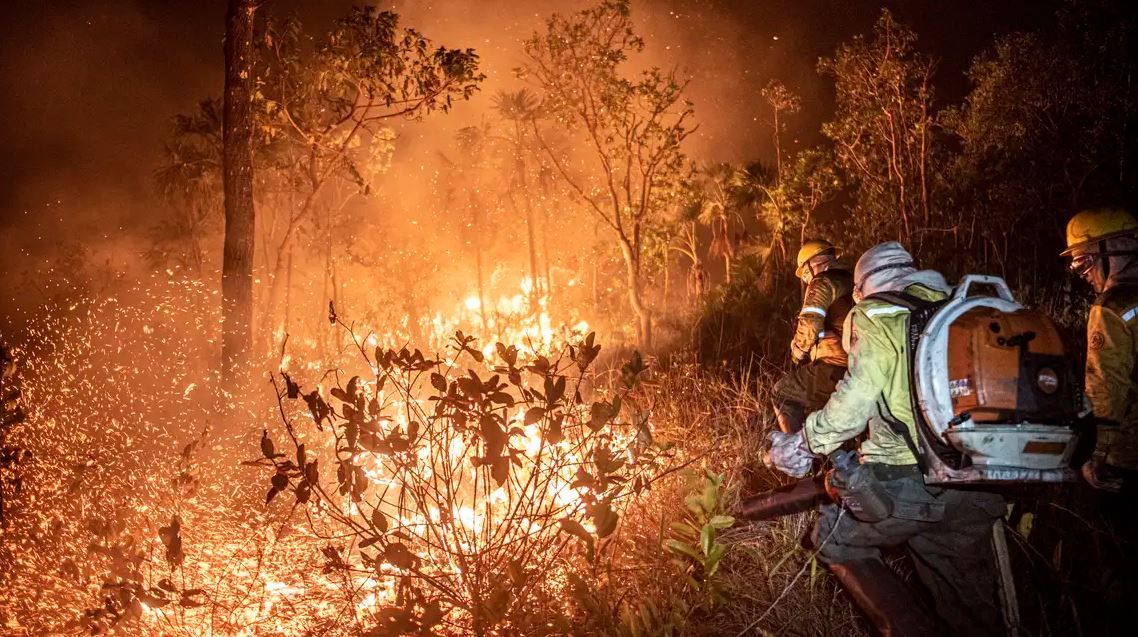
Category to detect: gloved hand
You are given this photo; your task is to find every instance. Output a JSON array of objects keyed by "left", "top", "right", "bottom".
[
  {"left": 790, "top": 342, "right": 809, "bottom": 364},
  {"left": 763, "top": 430, "right": 817, "bottom": 478}
]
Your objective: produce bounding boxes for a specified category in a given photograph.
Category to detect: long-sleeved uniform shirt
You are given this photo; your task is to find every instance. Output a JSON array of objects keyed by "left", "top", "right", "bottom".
[
  {"left": 792, "top": 267, "right": 854, "bottom": 366},
  {"left": 803, "top": 283, "right": 947, "bottom": 465},
  {"left": 1086, "top": 277, "right": 1138, "bottom": 469}
]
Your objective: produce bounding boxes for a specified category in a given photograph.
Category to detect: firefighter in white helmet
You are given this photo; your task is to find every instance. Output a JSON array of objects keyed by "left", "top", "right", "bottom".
[
  {"left": 770, "top": 239, "right": 854, "bottom": 433},
  {"left": 767, "top": 241, "right": 1006, "bottom": 636},
  {"left": 1062, "top": 207, "right": 1138, "bottom": 493}
]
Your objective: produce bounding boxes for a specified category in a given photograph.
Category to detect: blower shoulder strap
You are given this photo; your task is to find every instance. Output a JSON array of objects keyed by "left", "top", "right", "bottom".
[
  {"left": 864, "top": 289, "right": 953, "bottom": 474},
  {"left": 865, "top": 290, "right": 928, "bottom": 312}
]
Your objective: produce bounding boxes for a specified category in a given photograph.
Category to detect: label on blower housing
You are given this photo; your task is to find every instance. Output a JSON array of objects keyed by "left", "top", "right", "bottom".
[{"left": 949, "top": 378, "right": 973, "bottom": 398}]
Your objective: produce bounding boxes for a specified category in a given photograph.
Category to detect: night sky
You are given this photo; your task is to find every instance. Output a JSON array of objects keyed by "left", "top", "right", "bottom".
[{"left": 0, "top": 0, "right": 1055, "bottom": 276}]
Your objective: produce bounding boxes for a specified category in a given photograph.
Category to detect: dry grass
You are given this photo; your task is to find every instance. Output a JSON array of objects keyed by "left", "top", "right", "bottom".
[
  {"left": 605, "top": 356, "right": 866, "bottom": 637},
  {"left": 0, "top": 284, "right": 864, "bottom": 636}
]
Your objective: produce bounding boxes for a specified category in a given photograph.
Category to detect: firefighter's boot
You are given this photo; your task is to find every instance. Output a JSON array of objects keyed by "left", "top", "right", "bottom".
[{"left": 829, "top": 559, "right": 943, "bottom": 637}]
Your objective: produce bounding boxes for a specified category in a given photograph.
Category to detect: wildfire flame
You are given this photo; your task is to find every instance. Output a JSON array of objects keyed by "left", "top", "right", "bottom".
[{"left": 0, "top": 270, "right": 660, "bottom": 635}]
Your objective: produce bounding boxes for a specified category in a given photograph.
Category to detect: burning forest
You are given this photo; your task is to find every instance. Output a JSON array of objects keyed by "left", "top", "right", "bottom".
[{"left": 2, "top": 0, "right": 1138, "bottom": 635}]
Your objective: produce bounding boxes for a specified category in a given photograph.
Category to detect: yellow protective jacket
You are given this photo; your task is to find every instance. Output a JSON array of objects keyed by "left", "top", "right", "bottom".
[
  {"left": 792, "top": 267, "right": 854, "bottom": 366},
  {"left": 1085, "top": 277, "right": 1138, "bottom": 469},
  {"left": 803, "top": 283, "right": 947, "bottom": 465}
]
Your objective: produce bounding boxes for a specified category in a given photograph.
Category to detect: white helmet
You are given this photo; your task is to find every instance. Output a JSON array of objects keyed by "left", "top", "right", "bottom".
[{"left": 854, "top": 242, "right": 915, "bottom": 298}]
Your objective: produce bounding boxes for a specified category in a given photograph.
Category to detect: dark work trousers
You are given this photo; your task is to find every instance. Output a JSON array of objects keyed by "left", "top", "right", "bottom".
[
  {"left": 771, "top": 361, "right": 846, "bottom": 433},
  {"left": 811, "top": 465, "right": 1007, "bottom": 636}
]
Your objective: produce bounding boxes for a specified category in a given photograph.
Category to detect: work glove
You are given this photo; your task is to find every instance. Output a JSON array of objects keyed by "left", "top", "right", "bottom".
[
  {"left": 790, "top": 342, "right": 809, "bottom": 364},
  {"left": 763, "top": 430, "right": 817, "bottom": 478}
]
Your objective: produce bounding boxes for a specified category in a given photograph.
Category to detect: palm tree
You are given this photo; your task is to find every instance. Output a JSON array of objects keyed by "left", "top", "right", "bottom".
[
  {"left": 730, "top": 161, "right": 786, "bottom": 294},
  {"left": 440, "top": 124, "right": 496, "bottom": 333},
  {"left": 697, "top": 162, "right": 742, "bottom": 284},
  {"left": 672, "top": 195, "right": 708, "bottom": 306},
  {"left": 492, "top": 89, "right": 545, "bottom": 312}
]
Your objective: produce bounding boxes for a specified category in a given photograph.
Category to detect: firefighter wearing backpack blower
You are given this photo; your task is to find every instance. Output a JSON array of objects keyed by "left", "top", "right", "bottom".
[
  {"left": 770, "top": 239, "right": 854, "bottom": 433},
  {"left": 1063, "top": 207, "right": 1138, "bottom": 493},
  {"left": 766, "top": 242, "right": 1006, "bottom": 637}
]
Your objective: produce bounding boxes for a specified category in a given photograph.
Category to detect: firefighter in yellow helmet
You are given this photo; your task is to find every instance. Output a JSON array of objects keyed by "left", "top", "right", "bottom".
[
  {"left": 1063, "top": 208, "right": 1138, "bottom": 493},
  {"left": 770, "top": 239, "right": 854, "bottom": 433}
]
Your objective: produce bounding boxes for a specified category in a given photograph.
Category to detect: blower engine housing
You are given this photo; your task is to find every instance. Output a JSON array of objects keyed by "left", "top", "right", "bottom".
[{"left": 912, "top": 276, "right": 1080, "bottom": 484}]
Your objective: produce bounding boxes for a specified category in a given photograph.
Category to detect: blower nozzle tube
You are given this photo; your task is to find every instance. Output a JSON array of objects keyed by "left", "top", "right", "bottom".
[{"left": 737, "top": 475, "right": 829, "bottom": 521}]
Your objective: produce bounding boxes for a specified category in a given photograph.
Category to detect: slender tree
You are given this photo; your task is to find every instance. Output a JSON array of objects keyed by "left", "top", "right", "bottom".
[
  {"left": 492, "top": 89, "right": 546, "bottom": 311},
  {"left": 255, "top": 9, "right": 482, "bottom": 350},
  {"left": 523, "top": 0, "right": 695, "bottom": 348},
  {"left": 697, "top": 163, "right": 742, "bottom": 284},
  {"left": 820, "top": 9, "right": 938, "bottom": 250},
  {"left": 761, "top": 80, "right": 801, "bottom": 181}
]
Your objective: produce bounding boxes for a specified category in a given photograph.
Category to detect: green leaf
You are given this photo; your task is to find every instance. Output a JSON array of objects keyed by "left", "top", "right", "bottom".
[
  {"left": 588, "top": 401, "right": 616, "bottom": 431},
  {"left": 490, "top": 455, "right": 509, "bottom": 486},
  {"left": 700, "top": 481, "right": 718, "bottom": 515},
  {"left": 706, "top": 543, "right": 728, "bottom": 576},
  {"left": 559, "top": 518, "right": 596, "bottom": 560},
  {"left": 1017, "top": 512, "right": 1034, "bottom": 539},
  {"left": 359, "top": 536, "right": 379, "bottom": 549},
  {"left": 665, "top": 539, "right": 701, "bottom": 561},
  {"left": 621, "top": 351, "right": 647, "bottom": 387},
  {"left": 700, "top": 524, "right": 715, "bottom": 557},
  {"left": 708, "top": 515, "right": 735, "bottom": 530}
]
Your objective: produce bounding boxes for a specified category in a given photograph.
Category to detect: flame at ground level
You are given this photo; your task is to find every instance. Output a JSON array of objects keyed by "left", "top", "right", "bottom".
[{"left": 0, "top": 270, "right": 672, "bottom": 636}]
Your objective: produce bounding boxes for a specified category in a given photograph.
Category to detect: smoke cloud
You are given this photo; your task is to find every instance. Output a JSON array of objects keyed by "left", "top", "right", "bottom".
[{"left": 0, "top": 0, "right": 1052, "bottom": 319}]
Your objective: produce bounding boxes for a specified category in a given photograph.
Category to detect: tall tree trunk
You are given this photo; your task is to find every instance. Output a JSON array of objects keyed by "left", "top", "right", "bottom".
[
  {"left": 321, "top": 221, "right": 334, "bottom": 361},
  {"left": 618, "top": 236, "right": 651, "bottom": 349},
  {"left": 773, "top": 106, "right": 782, "bottom": 181},
  {"left": 283, "top": 242, "right": 294, "bottom": 343},
  {"left": 220, "top": 0, "right": 257, "bottom": 386},
  {"left": 513, "top": 125, "right": 541, "bottom": 312},
  {"left": 524, "top": 201, "right": 540, "bottom": 308},
  {"left": 759, "top": 229, "right": 784, "bottom": 295},
  {"left": 541, "top": 205, "right": 552, "bottom": 304},
  {"left": 475, "top": 237, "right": 488, "bottom": 334},
  {"left": 260, "top": 225, "right": 295, "bottom": 356}
]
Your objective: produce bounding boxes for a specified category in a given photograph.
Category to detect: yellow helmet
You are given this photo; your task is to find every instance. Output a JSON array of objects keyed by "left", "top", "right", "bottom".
[
  {"left": 1062, "top": 208, "right": 1138, "bottom": 256},
  {"left": 796, "top": 239, "right": 836, "bottom": 277}
]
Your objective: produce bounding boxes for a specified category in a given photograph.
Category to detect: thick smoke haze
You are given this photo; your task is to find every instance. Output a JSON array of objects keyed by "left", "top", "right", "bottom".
[{"left": 0, "top": 0, "right": 1053, "bottom": 318}]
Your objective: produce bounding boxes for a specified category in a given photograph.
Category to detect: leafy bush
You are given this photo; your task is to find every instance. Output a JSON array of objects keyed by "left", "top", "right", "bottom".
[{"left": 251, "top": 325, "right": 677, "bottom": 634}]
